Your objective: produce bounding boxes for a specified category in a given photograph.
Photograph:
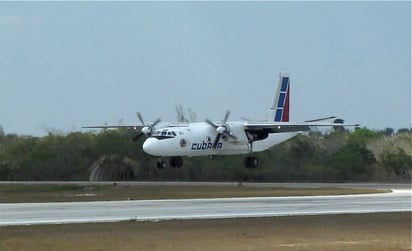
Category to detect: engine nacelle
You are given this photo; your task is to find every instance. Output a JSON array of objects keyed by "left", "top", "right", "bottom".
[
  {"left": 142, "top": 126, "right": 151, "bottom": 135},
  {"left": 216, "top": 126, "right": 226, "bottom": 134}
]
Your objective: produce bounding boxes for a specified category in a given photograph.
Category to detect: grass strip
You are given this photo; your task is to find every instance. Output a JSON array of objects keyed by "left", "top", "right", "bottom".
[{"left": 0, "top": 183, "right": 389, "bottom": 203}]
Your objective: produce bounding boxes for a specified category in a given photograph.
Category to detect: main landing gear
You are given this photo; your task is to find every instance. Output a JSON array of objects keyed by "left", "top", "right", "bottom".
[
  {"left": 157, "top": 157, "right": 183, "bottom": 169},
  {"left": 244, "top": 156, "right": 258, "bottom": 168},
  {"left": 169, "top": 156, "right": 183, "bottom": 168},
  {"left": 243, "top": 139, "right": 258, "bottom": 168}
]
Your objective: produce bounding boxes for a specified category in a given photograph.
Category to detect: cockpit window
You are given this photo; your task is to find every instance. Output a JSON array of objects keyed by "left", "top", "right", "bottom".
[{"left": 152, "top": 129, "right": 176, "bottom": 140}]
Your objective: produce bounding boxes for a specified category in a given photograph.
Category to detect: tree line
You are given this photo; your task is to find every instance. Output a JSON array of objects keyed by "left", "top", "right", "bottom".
[{"left": 0, "top": 126, "right": 410, "bottom": 182}]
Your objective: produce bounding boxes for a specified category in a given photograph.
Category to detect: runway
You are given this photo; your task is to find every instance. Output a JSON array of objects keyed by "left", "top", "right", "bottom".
[{"left": 0, "top": 184, "right": 410, "bottom": 226}]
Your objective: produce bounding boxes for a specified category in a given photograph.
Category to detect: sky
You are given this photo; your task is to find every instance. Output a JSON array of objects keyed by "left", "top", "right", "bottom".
[{"left": 0, "top": 1, "right": 410, "bottom": 136}]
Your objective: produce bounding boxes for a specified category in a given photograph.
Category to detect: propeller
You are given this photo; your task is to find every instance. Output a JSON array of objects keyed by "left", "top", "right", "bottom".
[
  {"left": 205, "top": 110, "right": 237, "bottom": 148},
  {"left": 132, "top": 112, "right": 161, "bottom": 141},
  {"left": 304, "top": 116, "right": 336, "bottom": 123}
]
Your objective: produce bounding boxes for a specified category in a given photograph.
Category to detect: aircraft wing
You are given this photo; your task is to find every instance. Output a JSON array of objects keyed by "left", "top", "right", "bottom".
[
  {"left": 82, "top": 121, "right": 191, "bottom": 130},
  {"left": 82, "top": 125, "right": 144, "bottom": 130},
  {"left": 243, "top": 121, "right": 359, "bottom": 133}
]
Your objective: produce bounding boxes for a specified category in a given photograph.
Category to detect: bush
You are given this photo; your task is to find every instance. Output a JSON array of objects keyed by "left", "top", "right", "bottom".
[
  {"left": 0, "top": 126, "right": 409, "bottom": 182},
  {"left": 380, "top": 146, "right": 412, "bottom": 178}
]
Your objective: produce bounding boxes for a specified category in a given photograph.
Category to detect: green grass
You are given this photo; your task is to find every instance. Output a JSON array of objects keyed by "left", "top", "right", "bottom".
[{"left": 0, "top": 183, "right": 389, "bottom": 203}]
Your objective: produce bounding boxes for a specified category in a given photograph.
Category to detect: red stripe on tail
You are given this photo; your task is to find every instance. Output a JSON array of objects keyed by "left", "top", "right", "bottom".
[{"left": 282, "top": 85, "right": 289, "bottom": 122}]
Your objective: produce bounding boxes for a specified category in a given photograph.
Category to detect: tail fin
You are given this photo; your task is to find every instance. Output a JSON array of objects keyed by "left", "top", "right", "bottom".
[{"left": 269, "top": 73, "right": 290, "bottom": 122}]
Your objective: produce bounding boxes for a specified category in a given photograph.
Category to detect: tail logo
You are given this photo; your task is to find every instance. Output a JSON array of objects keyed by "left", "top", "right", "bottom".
[{"left": 274, "top": 76, "right": 290, "bottom": 122}]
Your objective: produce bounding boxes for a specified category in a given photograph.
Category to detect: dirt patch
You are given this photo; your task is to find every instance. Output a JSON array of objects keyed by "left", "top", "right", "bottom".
[{"left": 0, "top": 213, "right": 410, "bottom": 251}]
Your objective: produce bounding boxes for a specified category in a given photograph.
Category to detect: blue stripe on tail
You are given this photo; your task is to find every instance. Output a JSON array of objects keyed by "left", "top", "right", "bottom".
[{"left": 274, "top": 76, "right": 290, "bottom": 122}]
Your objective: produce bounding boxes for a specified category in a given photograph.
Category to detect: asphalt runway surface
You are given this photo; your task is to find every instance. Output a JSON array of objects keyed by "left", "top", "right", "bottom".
[{"left": 0, "top": 183, "right": 410, "bottom": 226}]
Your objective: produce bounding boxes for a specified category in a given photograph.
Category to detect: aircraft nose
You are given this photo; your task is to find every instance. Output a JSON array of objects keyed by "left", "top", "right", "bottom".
[{"left": 142, "top": 138, "right": 160, "bottom": 156}]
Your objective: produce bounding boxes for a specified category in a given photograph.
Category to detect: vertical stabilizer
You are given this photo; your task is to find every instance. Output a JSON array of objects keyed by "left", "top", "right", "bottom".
[{"left": 269, "top": 73, "right": 290, "bottom": 122}]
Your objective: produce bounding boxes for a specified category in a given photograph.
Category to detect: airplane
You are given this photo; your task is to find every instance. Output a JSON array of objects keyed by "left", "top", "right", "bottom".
[{"left": 84, "top": 72, "right": 358, "bottom": 169}]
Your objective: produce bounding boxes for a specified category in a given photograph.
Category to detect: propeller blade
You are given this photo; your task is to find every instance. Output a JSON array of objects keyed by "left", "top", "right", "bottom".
[
  {"left": 205, "top": 119, "right": 217, "bottom": 129},
  {"left": 223, "top": 110, "right": 230, "bottom": 123},
  {"left": 223, "top": 131, "right": 237, "bottom": 140},
  {"left": 213, "top": 134, "right": 222, "bottom": 148},
  {"left": 305, "top": 116, "right": 336, "bottom": 123},
  {"left": 151, "top": 118, "right": 161, "bottom": 128},
  {"left": 206, "top": 110, "right": 234, "bottom": 148},
  {"left": 133, "top": 113, "right": 161, "bottom": 140},
  {"left": 136, "top": 112, "right": 145, "bottom": 126}
]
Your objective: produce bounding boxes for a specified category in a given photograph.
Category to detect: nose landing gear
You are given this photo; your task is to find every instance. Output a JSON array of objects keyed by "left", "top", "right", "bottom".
[{"left": 157, "top": 159, "right": 167, "bottom": 169}]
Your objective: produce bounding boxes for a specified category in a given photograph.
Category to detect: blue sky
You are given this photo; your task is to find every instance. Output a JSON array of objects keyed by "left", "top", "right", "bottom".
[{"left": 0, "top": 1, "right": 410, "bottom": 136}]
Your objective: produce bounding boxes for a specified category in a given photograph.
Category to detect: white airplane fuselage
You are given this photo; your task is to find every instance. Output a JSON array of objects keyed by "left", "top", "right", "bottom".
[
  {"left": 142, "top": 122, "right": 298, "bottom": 157},
  {"left": 84, "top": 72, "right": 356, "bottom": 169}
]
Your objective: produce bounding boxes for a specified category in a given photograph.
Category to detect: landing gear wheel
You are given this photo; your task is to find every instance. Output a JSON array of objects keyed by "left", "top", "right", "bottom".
[
  {"left": 169, "top": 157, "right": 183, "bottom": 168},
  {"left": 157, "top": 159, "right": 167, "bottom": 169},
  {"left": 244, "top": 156, "right": 258, "bottom": 168}
]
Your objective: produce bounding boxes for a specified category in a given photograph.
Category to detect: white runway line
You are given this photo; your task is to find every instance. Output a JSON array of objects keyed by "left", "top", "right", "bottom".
[{"left": 0, "top": 184, "right": 410, "bottom": 226}]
